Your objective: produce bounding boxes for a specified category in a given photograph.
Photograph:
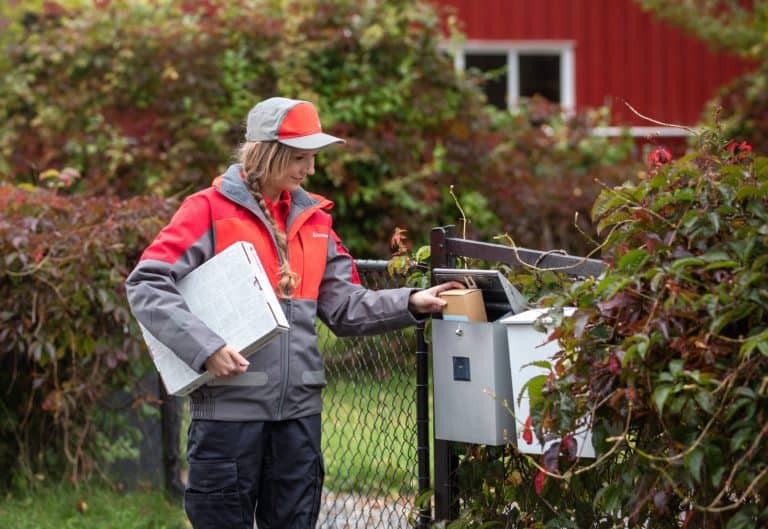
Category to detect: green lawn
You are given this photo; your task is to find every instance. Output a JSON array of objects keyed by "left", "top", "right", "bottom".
[{"left": 0, "top": 484, "right": 188, "bottom": 529}]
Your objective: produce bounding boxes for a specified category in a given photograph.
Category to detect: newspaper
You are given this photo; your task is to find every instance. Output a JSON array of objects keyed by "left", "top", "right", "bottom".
[{"left": 138, "top": 241, "right": 289, "bottom": 396}]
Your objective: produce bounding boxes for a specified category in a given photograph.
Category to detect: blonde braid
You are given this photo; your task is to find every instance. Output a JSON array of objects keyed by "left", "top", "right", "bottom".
[{"left": 239, "top": 141, "right": 300, "bottom": 298}]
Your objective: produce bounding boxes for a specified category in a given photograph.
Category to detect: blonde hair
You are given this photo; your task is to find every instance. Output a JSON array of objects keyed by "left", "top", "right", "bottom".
[{"left": 238, "top": 141, "right": 300, "bottom": 297}]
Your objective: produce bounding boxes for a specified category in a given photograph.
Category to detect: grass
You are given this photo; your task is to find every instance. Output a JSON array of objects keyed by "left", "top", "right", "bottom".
[{"left": 0, "top": 483, "right": 188, "bottom": 529}]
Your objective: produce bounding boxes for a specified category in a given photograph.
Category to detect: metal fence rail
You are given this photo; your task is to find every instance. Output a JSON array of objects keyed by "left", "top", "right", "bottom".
[{"left": 317, "top": 260, "right": 417, "bottom": 529}]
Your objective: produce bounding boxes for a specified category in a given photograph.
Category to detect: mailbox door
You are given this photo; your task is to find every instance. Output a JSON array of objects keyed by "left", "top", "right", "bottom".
[{"left": 432, "top": 320, "right": 514, "bottom": 445}]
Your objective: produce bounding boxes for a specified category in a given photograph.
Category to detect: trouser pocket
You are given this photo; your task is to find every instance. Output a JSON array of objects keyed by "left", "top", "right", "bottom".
[{"left": 184, "top": 459, "right": 247, "bottom": 529}]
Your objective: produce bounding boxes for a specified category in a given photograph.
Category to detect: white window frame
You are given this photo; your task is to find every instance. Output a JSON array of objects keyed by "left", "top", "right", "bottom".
[{"left": 452, "top": 40, "right": 576, "bottom": 113}]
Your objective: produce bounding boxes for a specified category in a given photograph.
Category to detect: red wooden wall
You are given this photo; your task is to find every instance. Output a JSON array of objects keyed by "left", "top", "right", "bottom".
[{"left": 433, "top": 0, "right": 754, "bottom": 127}]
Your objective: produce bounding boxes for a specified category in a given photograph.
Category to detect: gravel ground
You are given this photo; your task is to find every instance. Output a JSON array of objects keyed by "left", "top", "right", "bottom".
[{"left": 317, "top": 490, "right": 415, "bottom": 529}]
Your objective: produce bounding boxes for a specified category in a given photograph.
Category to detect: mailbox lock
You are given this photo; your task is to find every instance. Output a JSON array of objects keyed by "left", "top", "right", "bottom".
[{"left": 455, "top": 328, "right": 464, "bottom": 337}]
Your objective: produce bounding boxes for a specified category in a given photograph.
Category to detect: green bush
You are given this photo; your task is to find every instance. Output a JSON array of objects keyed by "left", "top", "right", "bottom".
[
  {"left": 436, "top": 131, "right": 767, "bottom": 529},
  {"left": 0, "top": 0, "right": 636, "bottom": 257},
  {"left": 532, "top": 133, "right": 768, "bottom": 527},
  {"left": 0, "top": 181, "right": 176, "bottom": 488},
  {"left": 0, "top": 0, "right": 280, "bottom": 197}
]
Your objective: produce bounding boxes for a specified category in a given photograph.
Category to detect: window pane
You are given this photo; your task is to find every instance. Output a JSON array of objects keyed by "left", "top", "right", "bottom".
[
  {"left": 519, "top": 54, "right": 560, "bottom": 103},
  {"left": 465, "top": 52, "right": 507, "bottom": 109}
]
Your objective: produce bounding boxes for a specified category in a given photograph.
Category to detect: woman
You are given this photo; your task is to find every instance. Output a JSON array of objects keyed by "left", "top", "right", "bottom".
[{"left": 125, "top": 97, "right": 461, "bottom": 529}]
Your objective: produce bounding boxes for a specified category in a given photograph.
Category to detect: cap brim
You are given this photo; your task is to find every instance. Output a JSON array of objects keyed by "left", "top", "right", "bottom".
[{"left": 278, "top": 133, "right": 346, "bottom": 150}]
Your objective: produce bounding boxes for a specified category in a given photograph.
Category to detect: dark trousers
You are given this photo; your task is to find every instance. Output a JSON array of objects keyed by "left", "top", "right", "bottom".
[{"left": 184, "top": 415, "right": 324, "bottom": 529}]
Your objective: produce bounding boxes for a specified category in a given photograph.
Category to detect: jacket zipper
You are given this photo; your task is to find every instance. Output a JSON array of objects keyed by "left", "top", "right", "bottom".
[{"left": 276, "top": 298, "right": 291, "bottom": 420}]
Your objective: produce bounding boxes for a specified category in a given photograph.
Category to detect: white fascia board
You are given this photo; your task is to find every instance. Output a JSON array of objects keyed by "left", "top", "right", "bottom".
[
  {"left": 592, "top": 126, "right": 697, "bottom": 138},
  {"left": 462, "top": 39, "right": 575, "bottom": 52}
]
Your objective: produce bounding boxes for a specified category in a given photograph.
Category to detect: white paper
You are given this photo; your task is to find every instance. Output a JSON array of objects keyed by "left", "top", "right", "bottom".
[{"left": 139, "top": 241, "right": 289, "bottom": 396}]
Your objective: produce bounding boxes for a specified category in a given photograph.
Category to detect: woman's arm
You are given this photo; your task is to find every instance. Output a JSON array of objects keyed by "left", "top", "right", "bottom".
[
  {"left": 125, "top": 193, "right": 225, "bottom": 372},
  {"left": 316, "top": 228, "right": 463, "bottom": 336}
]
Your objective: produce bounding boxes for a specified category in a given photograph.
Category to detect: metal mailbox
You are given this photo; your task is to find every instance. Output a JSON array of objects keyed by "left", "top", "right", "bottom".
[
  {"left": 431, "top": 269, "right": 527, "bottom": 446},
  {"left": 502, "top": 308, "right": 595, "bottom": 458}
]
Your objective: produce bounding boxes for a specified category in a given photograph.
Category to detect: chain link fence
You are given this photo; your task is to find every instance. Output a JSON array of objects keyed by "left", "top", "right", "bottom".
[{"left": 317, "top": 260, "right": 419, "bottom": 529}]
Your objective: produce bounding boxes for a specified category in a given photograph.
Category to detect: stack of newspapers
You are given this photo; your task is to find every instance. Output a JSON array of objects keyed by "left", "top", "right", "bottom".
[{"left": 138, "top": 241, "right": 289, "bottom": 396}]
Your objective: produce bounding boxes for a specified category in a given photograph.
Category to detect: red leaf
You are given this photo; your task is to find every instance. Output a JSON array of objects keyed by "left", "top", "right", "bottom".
[
  {"left": 726, "top": 140, "right": 752, "bottom": 158},
  {"left": 607, "top": 354, "right": 621, "bottom": 375},
  {"left": 389, "top": 227, "right": 410, "bottom": 253},
  {"left": 522, "top": 415, "right": 534, "bottom": 445},
  {"left": 560, "top": 434, "right": 577, "bottom": 460},
  {"left": 598, "top": 291, "right": 637, "bottom": 312},
  {"left": 534, "top": 470, "right": 547, "bottom": 495},
  {"left": 647, "top": 147, "right": 672, "bottom": 166}
]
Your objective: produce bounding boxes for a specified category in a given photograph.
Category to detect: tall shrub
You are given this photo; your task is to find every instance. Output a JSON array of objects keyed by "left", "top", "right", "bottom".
[
  {"left": 0, "top": 181, "right": 176, "bottom": 487},
  {"left": 531, "top": 133, "right": 768, "bottom": 528},
  {"left": 435, "top": 132, "right": 767, "bottom": 529},
  {"left": 0, "top": 0, "right": 281, "bottom": 197}
]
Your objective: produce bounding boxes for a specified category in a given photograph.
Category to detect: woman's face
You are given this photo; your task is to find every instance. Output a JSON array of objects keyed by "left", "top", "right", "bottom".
[{"left": 263, "top": 148, "right": 319, "bottom": 200}]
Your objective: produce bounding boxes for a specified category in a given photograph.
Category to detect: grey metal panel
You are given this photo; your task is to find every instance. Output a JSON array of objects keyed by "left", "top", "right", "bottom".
[{"left": 432, "top": 319, "right": 515, "bottom": 445}]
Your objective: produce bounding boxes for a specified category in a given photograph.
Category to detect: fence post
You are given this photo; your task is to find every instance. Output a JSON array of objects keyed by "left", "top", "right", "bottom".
[
  {"left": 430, "top": 226, "right": 460, "bottom": 522},
  {"left": 416, "top": 320, "right": 431, "bottom": 529},
  {"left": 160, "top": 385, "right": 185, "bottom": 497}
]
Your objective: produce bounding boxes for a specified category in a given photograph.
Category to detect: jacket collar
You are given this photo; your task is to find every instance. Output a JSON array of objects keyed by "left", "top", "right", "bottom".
[{"left": 216, "top": 164, "right": 333, "bottom": 232}]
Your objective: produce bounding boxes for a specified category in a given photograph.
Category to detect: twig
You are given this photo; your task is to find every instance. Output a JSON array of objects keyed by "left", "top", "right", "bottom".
[
  {"left": 708, "top": 421, "right": 768, "bottom": 509},
  {"left": 493, "top": 230, "right": 613, "bottom": 273},
  {"left": 448, "top": 185, "right": 468, "bottom": 240},
  {"left": 622, "top": 99, "right": 699, "bottom": 136}
]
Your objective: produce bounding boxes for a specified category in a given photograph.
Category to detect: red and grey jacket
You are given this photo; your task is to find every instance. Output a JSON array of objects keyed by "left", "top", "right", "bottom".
[{"left": 126, "top": 164, "right": 418, "bottom": 421}]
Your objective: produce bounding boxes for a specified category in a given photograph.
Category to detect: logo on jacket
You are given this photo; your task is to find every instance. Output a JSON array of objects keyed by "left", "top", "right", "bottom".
[{"left": 311, "top": 232, "right": 329, "bottom": 238}]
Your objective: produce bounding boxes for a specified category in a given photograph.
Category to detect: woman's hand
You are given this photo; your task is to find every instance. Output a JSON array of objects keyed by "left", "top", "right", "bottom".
[
  {"left": 408, "top": 281, "right": 466, "bottom": 314},
  {"left": 204, "top": 345, "right": 250, "bottom": 377}
]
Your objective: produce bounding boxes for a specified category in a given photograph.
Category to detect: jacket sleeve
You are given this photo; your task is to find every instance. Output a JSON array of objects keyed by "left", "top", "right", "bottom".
[
  {"left": 317, "top": 228, "right": 419, "bottom": 337},
  {"left": 125, "top": 193, "right": 225, "bottom": 372}
]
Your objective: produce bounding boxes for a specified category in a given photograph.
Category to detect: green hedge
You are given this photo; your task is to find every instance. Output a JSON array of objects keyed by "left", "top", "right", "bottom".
[
  {"left": 0, "top": 182, "right": 175, "bottom": 488},
  {"left": 0, "top": 0, "right": 636, "bottom": 257},
  {"left": 444, "top": 134, "right": 768, "bottom": 529}
]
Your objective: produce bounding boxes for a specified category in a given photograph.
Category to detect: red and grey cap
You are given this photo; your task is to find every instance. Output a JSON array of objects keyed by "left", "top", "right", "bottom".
[{"left": 245, "top": 97, "right": 345, "bottom": 150}]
